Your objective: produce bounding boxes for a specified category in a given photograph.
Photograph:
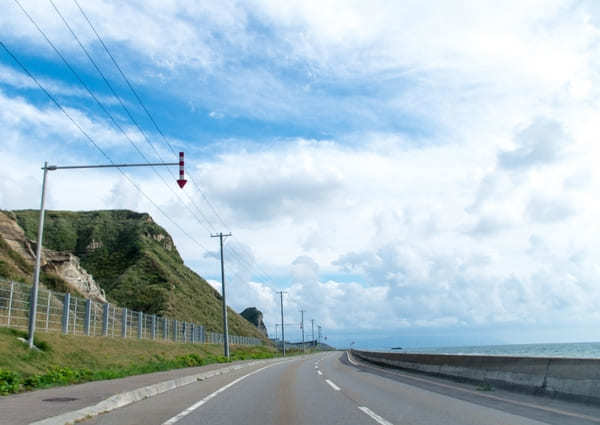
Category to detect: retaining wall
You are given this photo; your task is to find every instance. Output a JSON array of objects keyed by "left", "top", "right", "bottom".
[{"left": 350, "top": 349, "right": 600, "bottom": 404}]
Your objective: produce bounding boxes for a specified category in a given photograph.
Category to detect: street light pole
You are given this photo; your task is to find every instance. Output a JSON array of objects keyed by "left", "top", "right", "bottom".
[
  {"left": 26, "top": 157, "right": 184, "bottom": 349},
  {"left": 28, "top": 162, "right": 48, "bottom": 349},
  {"left": 211, "top": 232, "right": 232, "bottom": 360}
]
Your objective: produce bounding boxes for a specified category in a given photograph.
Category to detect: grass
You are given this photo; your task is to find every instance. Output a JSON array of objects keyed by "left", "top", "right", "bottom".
[
  {"left": 476, "top": 382, "right": 494, "bottom": 391},
  {"left": 0, "top": 327, "right": 278, "bottom": 395}
]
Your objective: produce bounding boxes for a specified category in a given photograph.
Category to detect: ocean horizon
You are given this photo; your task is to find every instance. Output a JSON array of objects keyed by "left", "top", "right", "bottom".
[{"left": 367, "top": 341, "right": 600, "bottom": 359}]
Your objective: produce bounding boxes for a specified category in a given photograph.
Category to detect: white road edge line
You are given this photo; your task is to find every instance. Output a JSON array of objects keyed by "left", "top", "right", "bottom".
[
  {"left": 317, "top": 370, "right": 323, "bottom": 376},
  {"left": 325, "top": 379, "right": 341, "bottom": 391},
  {"left": 162, "top": 364, "right": 276, "bottom": 425},
  {"left": 358, "top": 406, "right": 395, "bottom": 425}
]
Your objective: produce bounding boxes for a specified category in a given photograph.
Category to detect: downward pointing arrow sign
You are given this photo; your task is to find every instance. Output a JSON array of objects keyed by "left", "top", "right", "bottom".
[{"left": 177, "top": 152, "right": 186, "bottom": 189}]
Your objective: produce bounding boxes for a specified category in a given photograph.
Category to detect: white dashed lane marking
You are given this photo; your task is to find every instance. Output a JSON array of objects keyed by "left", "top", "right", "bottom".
[
  {"left": 325, "top": 379, "right": 341, "bottom": 391},
  {"left": 317, "top": 370, "right": 323, "bottom": 376},
  {"left": 358, "top": 406, "right": 395, "bottom": 425}
]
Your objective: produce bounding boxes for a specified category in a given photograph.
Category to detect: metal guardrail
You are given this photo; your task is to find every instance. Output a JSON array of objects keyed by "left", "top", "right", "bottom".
[{"left": 0, "top": 278, "right": 262, "bottom": 346}]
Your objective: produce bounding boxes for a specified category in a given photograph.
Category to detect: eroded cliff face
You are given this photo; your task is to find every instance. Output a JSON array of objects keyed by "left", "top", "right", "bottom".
[{"left": 0, "top": 211, "right": 106, "bottom": 302}]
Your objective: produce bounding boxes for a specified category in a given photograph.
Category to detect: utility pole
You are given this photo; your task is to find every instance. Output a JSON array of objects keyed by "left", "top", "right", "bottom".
[
  {"left": 211, "top": 232, "right": 232, "bottom": 360},
  {"left": 318, "top": 325, "right": 322, "bottom": 347},
  {"left": 311, "top": 319, "right": 315, "bottom": 347},
  {"left": 277, "top": 291, "right": 286, "bottom": 356},
  {"left": 300, "top": 309, "right": 306, "bottom": 353},
  {"left": 27, "top": 157, "right": 185, "bottom": 349}
]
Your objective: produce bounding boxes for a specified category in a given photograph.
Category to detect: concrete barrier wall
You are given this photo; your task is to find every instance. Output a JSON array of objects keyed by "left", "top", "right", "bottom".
[{"left": 351, "top": 349, "right": 600, "bottom": 404}]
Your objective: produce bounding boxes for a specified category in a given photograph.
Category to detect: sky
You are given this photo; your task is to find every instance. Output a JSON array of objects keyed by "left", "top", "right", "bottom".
[{"left": 2, "top": 0, "right": 600, "bottom": 349}]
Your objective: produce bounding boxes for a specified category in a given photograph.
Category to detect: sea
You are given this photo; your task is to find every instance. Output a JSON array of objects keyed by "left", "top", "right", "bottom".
[{"left": 388, "top": 342, "right": 600, "bottom": 359}]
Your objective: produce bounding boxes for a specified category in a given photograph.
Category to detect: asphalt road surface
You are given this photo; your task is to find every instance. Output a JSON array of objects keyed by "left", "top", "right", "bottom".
[{"left": 81, "top": 351, "right": 600, "bottom": 425}]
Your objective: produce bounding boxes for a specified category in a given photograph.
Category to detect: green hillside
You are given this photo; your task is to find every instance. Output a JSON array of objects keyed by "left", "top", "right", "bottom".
[{"left": 8, "top": 209, "right": 266, "bottom": 339}]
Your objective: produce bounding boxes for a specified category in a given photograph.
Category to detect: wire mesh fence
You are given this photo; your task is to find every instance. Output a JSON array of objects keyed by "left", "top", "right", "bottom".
[{"left": 0, "top": 278, "right": 262, "bottom": 346}]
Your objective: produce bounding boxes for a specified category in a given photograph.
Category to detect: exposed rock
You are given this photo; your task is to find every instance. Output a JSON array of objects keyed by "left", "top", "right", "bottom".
[
  {"left": 0, "top": 211, "right": 37, "bottom": 262},
  {"left": 240, "top": 307, "right": 268, "bottom": 337},
  {"left": 43, "top": 252, "right": 106, "bottom": 302},
  {"left": 144, "top": 232, "right": 174, "bottom": 251},
  {"left": 0, "top": 211, "right": 106, "bottom": 302},
  {"left": 86, "top": 239, "right": 103, "bottom": 251}
]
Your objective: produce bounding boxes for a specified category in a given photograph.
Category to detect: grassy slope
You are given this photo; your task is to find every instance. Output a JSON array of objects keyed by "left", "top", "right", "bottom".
[
  {"left": 8, "top": 210, "right": 265, "bottom": 339},
  {"left": 0, "top": 327, "right": 278, "bottom": 394}
]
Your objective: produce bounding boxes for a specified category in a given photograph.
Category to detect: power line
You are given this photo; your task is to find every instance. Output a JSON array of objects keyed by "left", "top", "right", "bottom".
[
  {"left": 9, "top": 2, "right": 290, "bottom": 338},
  {"left": 71, "top": 0, "right": 224, "bottom": 231},
  {"left": 0, "top": 40, "right": 209, "bottom": 253},
  {"left": 70, "top": 0, "right": 280, "bottom": 288},
  {"left": 45, "top": 0, "right": 220, "bottom": 236},
  {"left": 14, "top": 0, "right": 211, "bottom": 239}
]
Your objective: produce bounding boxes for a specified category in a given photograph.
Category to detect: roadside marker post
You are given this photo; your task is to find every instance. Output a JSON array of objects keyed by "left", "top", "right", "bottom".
[{"left": 27, "top": 156, "right": 186, "bottom": 349}]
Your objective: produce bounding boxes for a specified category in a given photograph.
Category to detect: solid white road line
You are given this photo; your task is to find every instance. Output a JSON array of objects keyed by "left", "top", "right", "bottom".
[
  {"left": 162, "top": 364, "right": 276, "bottom": 425},
  {"left": 358, "top": 406, "right": 395, "bottom": 425},
  {"left": 325, "top": 379, "right": 341, "bottom": 391},
  {"left": 317, "top": 370, "right": 323, "bottom": 376}
]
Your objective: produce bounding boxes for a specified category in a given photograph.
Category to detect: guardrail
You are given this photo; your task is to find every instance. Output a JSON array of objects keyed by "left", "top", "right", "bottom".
[
  {"left": 350, "top": 349, "right": 600, "bottom": 405},
  {"left": 0, "top": 278, "right": 262, "bottom": 346}
]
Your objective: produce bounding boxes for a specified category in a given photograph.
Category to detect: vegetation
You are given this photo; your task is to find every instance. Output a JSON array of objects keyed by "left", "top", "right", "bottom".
[
  {"left": 0, "top": 328, "right": 278, "bottom": 395},
  {"left": 7, "top": 209, "right": 267, "bottom": 339}
]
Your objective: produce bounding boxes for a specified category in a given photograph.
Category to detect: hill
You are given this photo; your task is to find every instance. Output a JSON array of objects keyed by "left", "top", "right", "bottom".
[{"left": 0, "top": 209, "right": 266, "bottom": 339}]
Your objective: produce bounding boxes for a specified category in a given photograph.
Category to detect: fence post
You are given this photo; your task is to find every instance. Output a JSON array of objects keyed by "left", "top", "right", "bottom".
[
  {"left": 72, "top": 298, "right": 78, "bottom": 333},
  {"left": 92, "top": 302, "right": 97, "bottom": 335},
  {"left": 183, "top": 322, "right": 187, "bottom": 343},
  {"left": 191, "top": 323, "right": 195, "bottom": 344},
  {"left": 199, "top": 325, "right": 204, "bottom": 344},
  {"left": 152, "top": 314, "right": 156, "bottom": 340},
  {"left": 102, "top": 303, "right": 109, "bottom": 336},
  {"left": 163, "top": 317, "right": 167, "bottom": 340},
  {"left": 62, "top": 293, "right": 70, "bottom": 334},
  {"left": 84, "top": 299, "right": 92, "bottom": 336},
  {"left": 173, "top": 319, "right": 177, "bottom": 342},
  {"left": 122, "top": 308, "right": 128, "bottom": 338},
  {"left": 7, "top": 281, "right": 14, "bottom": 326},
  {"left": 138, "top": 311, "right": 143, "bottom": 339},
  {"left": 45, "top": 290, "right": 51, "bottom": 331}
]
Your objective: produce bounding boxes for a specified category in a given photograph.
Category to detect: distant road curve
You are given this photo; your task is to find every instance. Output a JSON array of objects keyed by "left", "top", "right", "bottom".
[{"left": 81, "top": 351, "right": 600, "bottom": 425}]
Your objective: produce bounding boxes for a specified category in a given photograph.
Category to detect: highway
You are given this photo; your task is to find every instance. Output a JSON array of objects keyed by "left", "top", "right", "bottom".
[{"left": 81, "top": 352, "right": 600, "bottom": 425}]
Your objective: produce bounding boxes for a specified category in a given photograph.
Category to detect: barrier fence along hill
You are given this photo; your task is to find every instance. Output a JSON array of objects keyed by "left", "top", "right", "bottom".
[{"left": 0, "top": 278, "right": 262, "bottom": 346}]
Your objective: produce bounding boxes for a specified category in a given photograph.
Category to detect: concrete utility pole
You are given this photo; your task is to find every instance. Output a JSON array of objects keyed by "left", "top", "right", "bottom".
[
  {"left": 311, "top": 319, "right": 315, "bottom": 347},
  {"left": 27, "top": 157, "right": 184, "bottom": 349},
  {"left": 318, "top": 325, "right": 322, "bottom": 347},
  {"left": 211, "top": 232, "right": 232, "bottom": 360},
  {"left": 300, "top": 309, "right": 306, "bottom": 353},
  {"left": 277, "top": 291, "right": 286, "bottom": 356}
]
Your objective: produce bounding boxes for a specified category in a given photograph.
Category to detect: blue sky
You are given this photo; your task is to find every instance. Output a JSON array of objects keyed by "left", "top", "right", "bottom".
[{"left": 2, "top": 0, "right": 600, "bottom": 349}]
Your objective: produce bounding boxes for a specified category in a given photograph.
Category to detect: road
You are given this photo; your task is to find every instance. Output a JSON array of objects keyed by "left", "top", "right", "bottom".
[{"left": 81, "top": 351, "right": 600, "bottom": 425}]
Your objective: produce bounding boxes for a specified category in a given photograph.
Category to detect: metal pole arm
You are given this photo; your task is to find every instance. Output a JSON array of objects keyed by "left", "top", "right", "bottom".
[{"left": 45, "top": 162, "right": 178, "bottom": 170}]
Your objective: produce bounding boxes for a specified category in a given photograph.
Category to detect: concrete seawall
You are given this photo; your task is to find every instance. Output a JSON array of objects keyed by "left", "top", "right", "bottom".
[{"left": 350, "top": 349, "right": 600, "bottom": 404}]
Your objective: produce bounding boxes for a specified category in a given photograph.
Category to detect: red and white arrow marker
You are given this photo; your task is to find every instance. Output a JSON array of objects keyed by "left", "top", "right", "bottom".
[{"left": 177, "top": 151, "right": 187, "bottom": 188}]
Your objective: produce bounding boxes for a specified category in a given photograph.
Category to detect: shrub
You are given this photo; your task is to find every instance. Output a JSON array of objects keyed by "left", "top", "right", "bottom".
[{"left": 0, "top": 369, "right": 21, "bottom": 395}]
